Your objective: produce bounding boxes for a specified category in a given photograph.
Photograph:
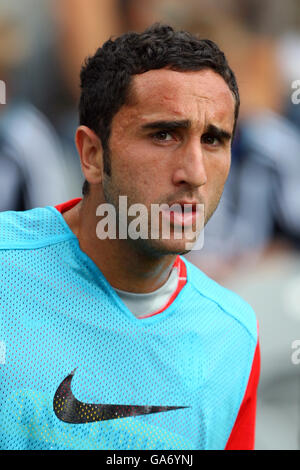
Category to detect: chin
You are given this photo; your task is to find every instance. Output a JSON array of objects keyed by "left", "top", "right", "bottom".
[{"left": 132, "top": 237, "right": 196, "bottom": 258}]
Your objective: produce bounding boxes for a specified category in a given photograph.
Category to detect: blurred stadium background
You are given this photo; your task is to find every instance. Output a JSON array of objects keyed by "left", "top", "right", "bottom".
[{"left": 1, "top": 0, "right": 300, "bottom": 450}]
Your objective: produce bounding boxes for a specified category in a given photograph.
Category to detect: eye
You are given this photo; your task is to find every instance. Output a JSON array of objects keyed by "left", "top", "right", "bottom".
[
  {"left": 152, "top": 131, "right": 173, "bottom": 141},
  {"left": 201, "top": 134, "right": 220, "bottom": 146}
]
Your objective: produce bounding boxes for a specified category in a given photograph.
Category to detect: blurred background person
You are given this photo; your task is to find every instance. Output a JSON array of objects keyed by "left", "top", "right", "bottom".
[{"left": 0, "top": 0, "right": 70, "bottom": 211}]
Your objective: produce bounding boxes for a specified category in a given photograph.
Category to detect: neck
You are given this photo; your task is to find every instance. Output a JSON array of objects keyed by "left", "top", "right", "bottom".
[{"left": 63, "top": 194, "right": 177, "bottom": 293}]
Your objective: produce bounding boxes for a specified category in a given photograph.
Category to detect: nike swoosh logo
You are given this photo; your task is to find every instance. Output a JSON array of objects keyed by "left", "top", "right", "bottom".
[{"left": 53, "top": 369, "right": 188, "bottom": 424}]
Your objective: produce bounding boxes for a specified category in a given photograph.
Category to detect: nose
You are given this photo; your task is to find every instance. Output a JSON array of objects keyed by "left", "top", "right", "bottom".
[{"left": 172, "top": 138, "right": 207, "bottom": 189}]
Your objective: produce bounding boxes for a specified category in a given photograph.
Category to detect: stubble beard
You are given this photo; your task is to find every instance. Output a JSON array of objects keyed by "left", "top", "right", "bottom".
[
  {"left": 102, "top": 171, "right": 195, "bottom": 258},
  {"left": 101, "top": 153, "right": 226, "bottom": 258}
]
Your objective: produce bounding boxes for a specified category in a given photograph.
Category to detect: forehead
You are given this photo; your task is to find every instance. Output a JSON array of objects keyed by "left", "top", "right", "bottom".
[{"left": 118, "top": 68, "right": 236, "bottom": 131}]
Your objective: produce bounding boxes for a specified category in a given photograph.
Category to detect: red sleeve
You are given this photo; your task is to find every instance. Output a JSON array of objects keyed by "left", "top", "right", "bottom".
[{"left": 225, "top": 338, "right": 260, "bottom": 450}]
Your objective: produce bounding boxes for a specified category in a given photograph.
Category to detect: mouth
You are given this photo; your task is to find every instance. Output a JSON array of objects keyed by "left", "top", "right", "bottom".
[{"left": 162, "top": 201, "right": 199, "bottom": 227}]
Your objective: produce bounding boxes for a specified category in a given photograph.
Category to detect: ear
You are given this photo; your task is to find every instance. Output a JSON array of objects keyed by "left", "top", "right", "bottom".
[{"left": 75, "top": 126, "right": 103, "bottom": 185}]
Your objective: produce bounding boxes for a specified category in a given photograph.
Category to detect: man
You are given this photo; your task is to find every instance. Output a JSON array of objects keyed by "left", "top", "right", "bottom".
[{"left": 0, "top": 24, "right": 259, "bottom": 450}]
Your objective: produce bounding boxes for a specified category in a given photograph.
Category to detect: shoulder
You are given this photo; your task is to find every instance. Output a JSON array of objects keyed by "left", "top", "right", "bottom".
[
  {"left": 183, "top": 257, "right": 257, "bottom": 343},
  {"left": 0, "top": 206, "right": 75, "bottom": 250}
]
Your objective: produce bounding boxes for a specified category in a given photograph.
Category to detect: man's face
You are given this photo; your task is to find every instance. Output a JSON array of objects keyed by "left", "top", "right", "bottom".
[{"left": 101, "top": 68, "right": 235, "bottom": 256}]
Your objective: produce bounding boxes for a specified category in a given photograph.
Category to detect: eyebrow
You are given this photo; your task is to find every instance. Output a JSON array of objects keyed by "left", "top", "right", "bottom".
[
  {"left": 141, "top": 120, "right": 232, "bottom": 141},
  {"left": 205, "top": 124, "right": 232, "bottom": 142},
  {"left": 141, "top": 120, "right": 191, "bottom": 131}
]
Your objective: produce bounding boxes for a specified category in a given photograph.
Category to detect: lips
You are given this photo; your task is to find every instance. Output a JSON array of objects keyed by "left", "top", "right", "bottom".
[{"left": 162, "top": 201, "right": 199, "bottom": 227}]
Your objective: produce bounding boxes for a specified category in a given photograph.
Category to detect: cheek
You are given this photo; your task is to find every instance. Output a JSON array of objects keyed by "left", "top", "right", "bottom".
[
  {"left": 222, "top": 157, "right": 231, "bottom": 181},
  {"left": 207, "top": 153, "right": 231, "bottom": 182},
  {"left": 204, "top": 154, "right": 231, "bottom": 203},
  {"left": 111, "top": 139, "right": 168, "bottom": 180},
  {"left": 109, "top": 143, "right": 161, "bottom": 201}
]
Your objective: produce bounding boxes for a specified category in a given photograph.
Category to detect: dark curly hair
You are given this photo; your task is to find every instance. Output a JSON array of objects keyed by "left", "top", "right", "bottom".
[{"left": 79, "top": 23, "right": 240, "bottom": 195}]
